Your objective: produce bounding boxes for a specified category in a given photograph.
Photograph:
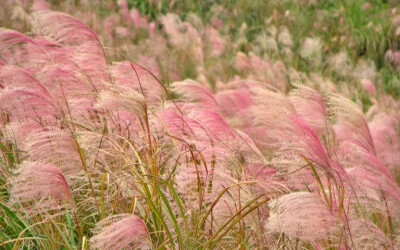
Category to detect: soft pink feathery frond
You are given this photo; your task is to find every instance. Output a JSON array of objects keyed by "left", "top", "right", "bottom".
[
  {"left": 270, "top": 154, "right": 315, "bottom": 190},
  {"left": 31, "top": 0, "right": 50, "bottom": 12},
  {"left": 216, "top": 89, "right": 252, "bottom": 115},
  {"left": 235, "top": 52, "right": 251, "bottom": 72},
  {"left": 266, "top": 192, "right": 340, "bottom": 242},
  {"left": 117, "top": 0, "right": 130, "bottom": 25},
  {"left": 289, "top": 84, "right": 327, "bottom": 136},
  {"left": 250, "top": 85, "right": 296, "bottom": 150},
  {"left": 239, "top": 53, "right": 288, "bottom": 91},
  {"left": 35, "top": 63, "right": 98, "bottom": 117},
  {"left": 289, "top": 114, "right": 335, "bottom": 174},
  {"left": 31, "top": 11, "right": 111, "bottom": 84},
  {"left": 246, "top": 163, "right": 276, "bottom": 181},
  {"left": 360, "top": 79, "right": 376, "bottom": 95},
  {"left": 234, "top": 130, "right": 264, "bottom": 159},
  {"left": 31, "top": 11, "right": 102, "bottom": 48},
  {"left": 0, "top": 28, "right": 34, "bottom": 59},
  {"left": 103, "top": 14, "right": 119, "bottom": 44},
  {"left": 129, "top": 8, "right": 149, "bottom": 29},
  {"left": 368, "top": 112, "right": 400, "bottom": 174},
  {"left": 215, "top": 79, "right": 261, "bottom": 134},
  {"left": 137, "top": 55, "right": 161, "bottom": 79},
  {"left": 110, "top": 61, "right": 163, "bottom": 104},
  {"left": 270, "top": 61, "right": 289, "bottom": 91},
  {"left": 346, "top": 147, "right": 400, "bottom": 213},
  {"left": 249, "top": 53, "right": 266, "bottom": 76},
  {"left": 346, "top": 167, "right": 392, "bottom": 212},
  {"left": 215, "top": 90, "right": 256, "bottom": 144},
  {"left": 171, "top": 80, "right": 218, "bottom": 109},
  {"left": 0, "top": 66, "right": 58, "bottom": 123},
  {"left": 327, "top": 93, "right": 376, "bottom": 155},
  {"left": 160, "top": 14, "right": 203, "bottom": 62},
  {"left": 95, "top": 82, "right": 146, "bottom": 120},
  {"left": 36, "top": 64, "right": 83, "bottom": 94},
  {"left": 25, "top": 127, "right": 83, "bottom": 176},
  {"left": 157, "top": 107, "right": 200, "bottom": 140},
  {"left": 130, "top": 8, "right": 141, "bottom": 28},
  {"left": 0, "top": 28, "right": 50, "bottom": 71},
  {"left": 270, "top": 119, "right": 343, "bottom": 191},
  {"left": 243, "top": 162, "right": 286, "bottom": 198},
  {"left": 347, "top": 219, "right": 391, "bottom": 249},
  {"left": 220, "top": 78, "right": 263, "bottom": 91},
  {"left": 157, "top": 104, "right": 231, "bottom": 164},
  {"left": 156, "top": 103, "right": 250, "bottom": 205},
  {"left": 115, "top": 26, "right": 131, "bottom": 39},
  {"left": 156, "top": 103, "right": 223, "bottom": 149},
  {"left": 90, "top": 214, "right": 151, "bottom": 250},
  {"left": 149, "top": 22, "right": 156, "bottom": 34},
  {"left": 215, "top": 88, "right": 254, "bottom": 131},
  {"left": 329, "top": 98, "right": 400, "bottom": 214},
  {"left": 249, "top": 85, "right": 342, "bottom": 189},
  {"left": 0, "top": 65, "right": 51, "bottom": 94},
  {"left": 11, "top": 161, "right": 74, "bottom": 213},
  {"left": 3, "top": 121, "right": 43, "bottom": 151},
  {"left": 0, "top": 88, "right": 56, "bottom": 122},
  {"left": 64, "top": 46, "right": 110, "bottom": 89},
  {"left": 205, "top": 27, "right": 225, "bottom": 56},
  {"left": 162, "top": 103, "right": 260, "bottom": 165},
  {"left": 190, "top": 109, "right": 235, "bottom": 142},
  {"left": 250, "top": 85, "right": 295, "bottom": 121},
  {"left": 160, "top": 13, "right": 184, "bottom": 47}
]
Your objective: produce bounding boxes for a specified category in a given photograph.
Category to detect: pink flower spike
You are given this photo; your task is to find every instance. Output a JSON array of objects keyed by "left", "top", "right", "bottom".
[
  {"left": 360, "top": 79, "right": 376, "bottom": 95},
  {"left": 362, "top": 2, "right": 371, "bottom": 10},
  {"left": 31, "top": 0, "right": 50, "bottom": 11},
  {"left": 172, "top": 80, "right": 218, "bottom": 109},
  {"left": 90, "top": 214, "right": 151, "bottom": 250},
  {"left": 266, "top": 192, "right": 340, "bottom": 242},
  {"left": 149, "top": 22, "right": 156, "bottom": 34},
  {"left": 11, "top": 162, "right": 74, "bottom": 213}
]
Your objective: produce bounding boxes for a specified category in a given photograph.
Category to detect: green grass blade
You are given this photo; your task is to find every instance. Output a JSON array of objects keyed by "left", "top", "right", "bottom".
[
  {"left": 206, "top": 197, "right": 270, "bottom": 249},
  {"left": 0, "top": 141, "right": 15, "bottom": 168},
  {"left": 153, "top": 184, "right": 184, "bottom": 248},
  {"left": 300, "top": 155, "right": 331, "bottom": 209},
  {"left": 66, "top": 212, "right": 76, "bottom": 248},
  {"left": 166, "top": 182, "right": 189, "bottom": 237},
  {"left": 47, "top": 216, "right": 75, "bottom": 250},
  {"left": 145, "top": 196, "right": 176, "bottom": 248},
  {"left": 0, "top": 201, "right": 40, "bottom": 248}
]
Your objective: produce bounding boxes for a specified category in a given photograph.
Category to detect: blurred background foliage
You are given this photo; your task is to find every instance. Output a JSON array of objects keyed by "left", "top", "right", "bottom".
[
  {"left": 1, "top": 0, "right": 399, "bottom": 97},
  {"left": 107, "top": 0, "right": 400, "bottom": 96}
]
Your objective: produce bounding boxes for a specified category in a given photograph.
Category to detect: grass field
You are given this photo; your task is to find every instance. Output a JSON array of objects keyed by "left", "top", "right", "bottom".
[{"left": 0, "top": 0, "right": 400, "bottom": 249}]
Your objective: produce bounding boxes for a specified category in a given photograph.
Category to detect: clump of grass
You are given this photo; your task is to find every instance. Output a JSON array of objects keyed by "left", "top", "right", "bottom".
[{"left": 0, "top": 2, "right": 399, "bottom": 249}]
